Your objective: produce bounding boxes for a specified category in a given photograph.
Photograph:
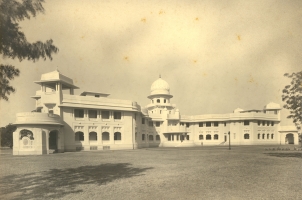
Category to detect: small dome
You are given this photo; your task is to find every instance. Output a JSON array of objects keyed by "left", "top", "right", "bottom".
[
  {"left": 150, "top": 77, "right": 170, "bottom": 95},
  {"left": 233, "top": 108, "right": 244, "bottom": 113},
  {"left": 264, "top": 102, "right": 281, "bottom": 110}
]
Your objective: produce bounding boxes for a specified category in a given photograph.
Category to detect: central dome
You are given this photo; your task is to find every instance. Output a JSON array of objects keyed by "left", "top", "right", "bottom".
[{"left": 149, "top": 77, "right": 171, "bottom": 96}]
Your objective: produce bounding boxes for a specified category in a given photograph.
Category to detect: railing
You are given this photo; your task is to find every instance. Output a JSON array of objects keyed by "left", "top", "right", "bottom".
[
  {"left": 15, "top": 112, "right": 64, "bottom": 125},
  {"left": 166, "top": 126, "right": 186, "bottom": 133},
  {"left": 167, "top": 114, "right": 179, "bottom": 120},
  {"left": 36, "top": 99, "right": 42, "bottom": 108}
]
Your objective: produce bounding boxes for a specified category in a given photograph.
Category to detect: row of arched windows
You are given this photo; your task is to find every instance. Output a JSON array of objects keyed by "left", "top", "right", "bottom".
[
  {"left": 75, "top": 131, "right": 122, "bottom": 141},
  {"left": 199, "top": 134, "right": 219, "bottom": 140},
  {"left": 142, "top": 134, "right": 160, "bottom": 141},
  {"left": 152, "top": 99, "right": 168, "bottom": 104},
  {"left": 258, "top": 133, "right": 274, "bottom": 140}
]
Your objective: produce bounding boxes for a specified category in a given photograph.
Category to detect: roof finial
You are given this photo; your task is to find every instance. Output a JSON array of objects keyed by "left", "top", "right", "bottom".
[{"left": 159, "top": 74, "right": 161, "bottom": 78}]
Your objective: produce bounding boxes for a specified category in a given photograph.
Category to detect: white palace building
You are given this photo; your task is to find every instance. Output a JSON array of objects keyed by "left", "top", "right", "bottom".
[{"left": 13, "top": 70, "right": 299, "bottom": 155}]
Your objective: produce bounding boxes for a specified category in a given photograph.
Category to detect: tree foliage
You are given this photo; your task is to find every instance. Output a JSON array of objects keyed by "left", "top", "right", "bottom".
[
  {"left": 0, "top": 124, "right": 16, "bottom": 147},
  {"left": 282, "top": 71, "right": 302, "bottom": 134},
  {"left": 0, "top": 0, "right": 58, "bottom": 100}
]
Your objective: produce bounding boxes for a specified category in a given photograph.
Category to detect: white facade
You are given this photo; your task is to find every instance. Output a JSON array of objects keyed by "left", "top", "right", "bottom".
[{"left": 13, "top": 70, "right": 299, "bottom": 155}]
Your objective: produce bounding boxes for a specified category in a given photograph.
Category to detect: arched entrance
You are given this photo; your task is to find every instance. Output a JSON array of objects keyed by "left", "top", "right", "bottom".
[
  {"left": 285, "top": 133, "right": 294, "bottom": 144},
  {"left": 49, "top": 130, "right": 58, "bottom": 150}
]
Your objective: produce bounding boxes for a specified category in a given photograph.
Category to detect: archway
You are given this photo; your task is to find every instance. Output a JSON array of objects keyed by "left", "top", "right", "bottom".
[
  {"left": 49, "top": 130, "right": 58, "bottom": 150},
  {"left": 285, "top": 133, "right": 294, "bottom": 144}
]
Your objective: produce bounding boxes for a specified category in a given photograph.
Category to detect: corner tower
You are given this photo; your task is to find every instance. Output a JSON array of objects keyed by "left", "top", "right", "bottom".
[{"left": 32, "top": 70, "right": 78, "bottom": 115}]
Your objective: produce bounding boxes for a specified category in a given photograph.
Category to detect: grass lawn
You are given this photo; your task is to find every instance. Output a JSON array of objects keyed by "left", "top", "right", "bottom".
[{"left": 0, "top": 146, "right": 301, "bottom": 200}]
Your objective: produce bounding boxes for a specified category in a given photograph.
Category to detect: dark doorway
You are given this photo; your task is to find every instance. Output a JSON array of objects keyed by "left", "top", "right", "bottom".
[
  {"left": 286, "top": 133, "right": 294, "bottom": 144},
  {"left": 49, "top": 130, "right": 58, "bottom": 150},
  {"left": 224, "top": 135, "right": 227, "bottom": 142}
]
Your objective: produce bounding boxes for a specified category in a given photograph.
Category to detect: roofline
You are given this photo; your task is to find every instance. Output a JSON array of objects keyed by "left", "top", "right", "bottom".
[
  {"left": 147, "top": 94, "right": 173, "bottom": 99},
  {"left": 34, "top": 80, "right": 79, "bottom": 89},
  {"left": 80, "top": 91, "right": 110, "bottom": 96}
]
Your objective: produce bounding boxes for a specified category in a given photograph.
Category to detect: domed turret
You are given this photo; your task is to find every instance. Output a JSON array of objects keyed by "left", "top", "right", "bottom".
[
  {"left": 233, "top": 108, "right": 244, "bottom": 113},
  {"left": 264, "top": 102, "right": 281, "bottom": 110},
  {"left": 148, "top": 76, "right": 173, "bottom": 99}
]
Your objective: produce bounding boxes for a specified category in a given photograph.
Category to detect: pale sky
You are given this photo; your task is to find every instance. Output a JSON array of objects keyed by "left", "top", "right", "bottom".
[{"left": 1, "top": 0, "right": 301, "bottom": 127}]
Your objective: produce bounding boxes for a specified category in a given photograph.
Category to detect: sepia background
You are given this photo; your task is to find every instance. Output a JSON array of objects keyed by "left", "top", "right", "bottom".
[{"left": 1, "top": 0, "right": 301, "bottom": 126}]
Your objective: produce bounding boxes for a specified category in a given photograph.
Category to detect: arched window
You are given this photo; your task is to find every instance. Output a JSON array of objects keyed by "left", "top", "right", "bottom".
[
  {"left": 75, "top": 131, "right": 84, "bottom": 141},
  {"left": 267, "top": 134, "right": 269, "bottom": 139},
  {"left": 271, "top": 134, "right": 274, "bottom": 139},
  {"left": 257, "top": 134, "right": 260, "bottom": 139},
  {"left": 214, "top": 134, "right": 219, "bottom": 140},
  {"left": 206, "top": 134, "right": 211, "bottom": 140},
  {"left": 157, "top": 99, "right": 160, "bottom": 103},
  {"left": 102, "top": 132, "right": 110, "bottom": 141},
  {"left": 149, "top": 135, "right": 153, "bottom": 141},
  {"left": 142, "top": 134, "right": 145, "bottom": 141},
  {"left": 89, "top": 132, "right": 97, "bottom": 141},
  {"left": 244, "top": 134, "right": 250, "bottom": 139},
  {"left": 20, "top": 129, "right": 34, "bottom": 140},
  {"left": 199, "top": 134, "right": 204, "bottom": 140},
  {"left": 186, "top": 135, "right": 190, "bottom": 140},
  {"left": 164, "top": 99, "right": 166, "bottom": 103},
  {"left": 114, "top": 132, "right": 121, "bottom": 140},
  {"left": 262, "top": 134, "right": 265, "bottom": 139}
]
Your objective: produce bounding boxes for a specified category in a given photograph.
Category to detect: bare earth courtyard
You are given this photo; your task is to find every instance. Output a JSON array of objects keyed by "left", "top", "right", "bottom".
[{"left": 0, "top": 146, "right": 301, "bottom": 200}]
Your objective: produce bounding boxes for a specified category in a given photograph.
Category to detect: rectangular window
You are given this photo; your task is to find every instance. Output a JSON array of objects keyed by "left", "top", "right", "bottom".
[
  {"left": 149, "top": 121, "right": 153, "bottom": 126},
  {"left": 199, "top": 122, "right": 203, "bottom": 127},
  {"left": 142, "top": 134, "right": 145, "bottom": 141},
  {"left": 244, "top": 120, "right": 249, "bottom": 126},
  {"left": 156, "top": 122, "right": 160, "bottom": 127},
  {"left": 213, "top": 122, "right": 219, "bottom": 127},
  {"left": 224, "top": 122, "right": 227, "bottom": 126},
  {"left": 206, "top": 122, "right": 211, "bottom": 127},
  {"left": 186, "top": 123, "right": 190, "bottom": 128},
  {"left": 271, "top": 121, "right": 274, "bottom": 126},
  {"left": 114, "top": 111, "right": 121, "bottom": 120},
  {"left": 262, "top": 121, "right": 265, "bottom": 126},
  {"left": 88, "top": 110, "right": 97, "bottom": 119},
  {"left": 267, "top": 121, "right": 270, "bottom": 126},
  {"left": 156, "top": 135, "right": 160, "bottom": 141},
  {"left": 75, "top": 109, "right": 84, "bottom": 118},
  {"left": 258, "top": 121, "right": 261, "bottom": 126},
  {"left": 101, "top": 111, "right": 110, "bottom": 119},
  {"left": 274, "top": 110, "right": 278, "bottom": 114},
  {"left": 142, "top": 118, "right": 145, "bottom": 124}
]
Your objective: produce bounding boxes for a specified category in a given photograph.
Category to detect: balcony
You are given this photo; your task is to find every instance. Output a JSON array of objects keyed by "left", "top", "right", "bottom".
[
  {"left": 167, "top": 114, "right": 179, "bottom": 120},
  {"left": 166, "top": 126, "right": 187, "bottom": 133},
  {"left": 148, "top": 113, "right": 164, "bottom": 121},
  {"left": 14, "top": 112, "right": 64, "bottom": 126},
  {"left": 36, "top": 99, "right": 43, "bottom": 108}
]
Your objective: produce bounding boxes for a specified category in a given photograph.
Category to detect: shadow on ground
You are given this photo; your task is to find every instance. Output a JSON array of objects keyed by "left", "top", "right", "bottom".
[
  {"left": 264, "top": 152, "right": 302, "bottom": 158},
  {"left": 0, "top": 163, "right": 153, "bottom": 199}
]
